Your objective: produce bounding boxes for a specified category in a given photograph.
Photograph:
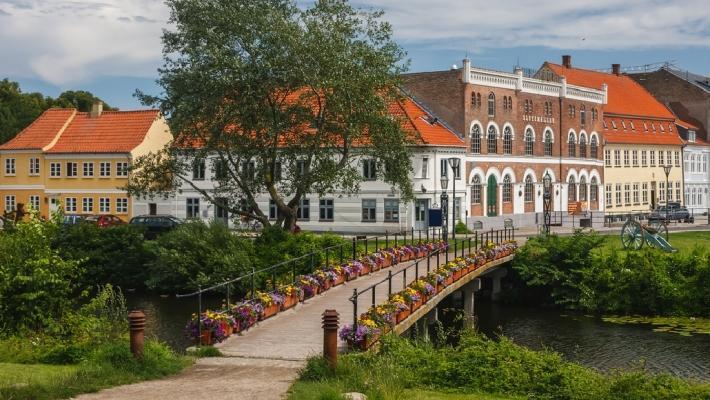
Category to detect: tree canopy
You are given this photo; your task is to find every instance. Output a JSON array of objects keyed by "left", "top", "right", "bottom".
[
  {"left": 129, "top": 0, "right": 413, "bottom": 230},
  {"left": 0, "top": 79, "right": 116, "bottom": 145}
]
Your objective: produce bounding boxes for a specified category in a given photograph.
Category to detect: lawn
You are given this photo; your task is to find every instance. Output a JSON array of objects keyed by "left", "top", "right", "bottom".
[
  {"left": 288, "top": 382, "right": 521, "bottom": 400},
  {"left": 596, "top": 230, "right": 710, "bottom": 255},
  {"left": 0, "top": 362, "right": 78, "bottom": 390}
]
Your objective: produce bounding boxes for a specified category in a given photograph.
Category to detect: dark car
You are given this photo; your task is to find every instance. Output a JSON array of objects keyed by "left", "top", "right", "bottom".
[
  {"left": 63, "top": 214, "right": 88, "bottom": 225},
  {"left": 129, "top": 215, "right": 183, "bottom": 238},
  {"left": 84, "top": 214, "right": 126, "bottom": 228},
  {"left": 648, "top": 204, "right": 694, "bottom": 223}
]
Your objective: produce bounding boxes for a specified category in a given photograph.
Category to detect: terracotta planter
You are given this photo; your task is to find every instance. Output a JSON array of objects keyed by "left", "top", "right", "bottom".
[
  {"left": 383, "top": 257, "right": 392, "bottom": 268},
  {"left": 260, "top": 303, "right": 280, "bottom": 320},
  {"left": 222, "top": 322, "right": 233, "bottom": 337},
  {"left": 453, "top": 270, "right": 462, "bottom": 281},
  {"left": 445, "top": 275, "right": 454, "bottom": 286},
  {"left": 436, "top": 283, "right": 444, "bottom": 293},
  {"left": 200, "top": 330, "right": 213, "bottom": 346},
  {"left": 359, "top": 263, "right": 372, "bottom": 276},
  {"left": 410, "top": 299, "right": 422, "bottom": 312},
  {"left": 371, "top": 263, "right": 381, "bottom": 272},
  {"left": 321, "top": 280, "right": 332, "bottom": 292},
  {"left": 346, "top": 271, "right": 358, "bottom": 281},
  {"left": 281, "top": 294, "right": 299, "bottom": 310},
  {"left": 332, "top": 273, "right": 345, "bottom": 286},
  {"left": 395, "top": 309, "right": 410, "bottom": 324},
  {"left": 349, "top": 332, "right": 381, "bottom": 351}
]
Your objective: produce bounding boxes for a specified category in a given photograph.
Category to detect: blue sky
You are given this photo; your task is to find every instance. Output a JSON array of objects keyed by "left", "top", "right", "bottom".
[{"left": 2, "top": 0, "right": 709, "bottom": 110}]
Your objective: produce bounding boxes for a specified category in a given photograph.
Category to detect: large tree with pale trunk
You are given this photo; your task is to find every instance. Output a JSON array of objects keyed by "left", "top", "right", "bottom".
[{"left": 128, "top": 0, "right": 414, "bottom": 230}]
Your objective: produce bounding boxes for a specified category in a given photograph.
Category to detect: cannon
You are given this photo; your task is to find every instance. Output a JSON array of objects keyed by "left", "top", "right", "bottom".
[{"left": 620, "top": 219, "right": 676, "bottom": 253}]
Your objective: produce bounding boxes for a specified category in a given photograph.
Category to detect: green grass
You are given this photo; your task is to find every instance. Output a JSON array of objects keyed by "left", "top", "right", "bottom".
[
  {"left": 596, "top": 231, "right": 710, "bottom": 256},
  {"left": 289, "top": 383, "right": 519, "bottom": 400}
]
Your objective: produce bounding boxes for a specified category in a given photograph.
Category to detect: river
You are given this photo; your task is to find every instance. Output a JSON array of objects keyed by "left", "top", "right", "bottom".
[{"left": 126, "top": 293, "right": 710, "bottom": 381}]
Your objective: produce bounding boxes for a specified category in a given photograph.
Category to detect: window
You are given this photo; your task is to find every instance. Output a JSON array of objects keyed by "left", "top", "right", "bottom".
[
  {"left": 590, "top": 136, "right": 598, "bottom": 158},
  {"left": 624, "top": 183, "right": 631, "bottom": 205},
  {"left": 26, "top": 195, "right": 39, "bottom": 211},
  {"left": 451, "top": 159, "right": 461, "bottom": 179},
  {"left": 65, "top": 197, "right": 77, "bottom": 213},
  {"left": 454, "top": 197, "right": 461, "bottom": 220},
  {"left": 116, "top": 198, "right": 128, "bottom": 214},
  {"left": 29, "top": 158, "right": 40, "bottom": 175},
  {"left": 502, "top": 175, "right": 512, "bottom": 202},
  {"left": 524, "top": 129, "right": 534, "bottom": 155},
  {"left": 642, "top": 183, "right": 648, "bottom": 204},
  {"left": 83, "top": 162, "right": 94, "bottom": 177},
  {"left": 659, "top": 150, "right": 664, "bottom": 166},
  {"left": 269, "top": 200, "right": 278, "bottom": 220},
  {"left": 487, "top": 126, "right": 497, "bottom": 154},
  {"left": 100, "top": 162, "right": 111, "bottom": 177},
  {"left": 471, "top": 176, "right": 482, "bottom": 204},
  {"left": 384, "top": 199, "right": 400, "bottom": 222},
  {"left": 568, "top": 133, "right": 576, "bottom": 157},
  {"left": 186, "top": 198, "right": 200, "bottom": 218},
  {"left": 214, "top": 159, "right": 228, "bottom": 180},
  {"left": 659, "top": 182, "right": 665, "bottom": 202},
  {"left": 580, "top": 105, "right": 586, "bottom": 125},
  {"left": 82, "top": 197, "right": 93, "bottom": 213},
  {"left": 503, "top": 96, "right": 508, "bottom": 110},
  {"left": 297, "top": 198, "right": 310, "bottom": 220},
  {"left": 650, "top": 150, "right": 656, "bottom": 166},
  {"left": 471, "top": 125, "right": 481, "bottom": 154},
  {"left": 633, "top": 183, "right": 640, "bottom": 204},
  {"left": 632, "top": 150, "right": 638, "bottom": 166},
  {"left": 50, "top": 162, "right": 61, "bottom": 177},
  {"left": 470, "top": 92, "right": 477, "bottom": 108},
  {"left": 319, "top": 199, "right": 334, "bottom": 221},
  {"left": 271, "top": 161, "right": 282, "bottom": 182},
  {"left": 99, "top": 197, "right": 111, "bottom": 213},
  {"left": 193, "top": 159, "right": 205, "bottom": 180},
  {"left": 606, "top": 184, "right": 612, "bottom": 208},
  {"left": 476, "top": 93, "right": 481, "bottom": 107},
  {"left": 579, "top": 176, "right": 587, "bottom": 201},
  {"left": 524, "top": 175, "right": 534, "bottom": 202},
  {"left": 642, "top": 150, "right": 648, "bottom": 166},
  {"left": 691, "top": 155, "right": 696, "bottom": 172},
  {"left": 487, "top": 93, "right": 495, "bottom": 117},
  {"left": 676, "top": 182, "right": 681, "bottom": 202},
  {"left": 579, "top": 134, "right": 587, "bottom": 158},
  {"left": 667, "top": 151, "right": 672, "bottom": 166},
  {"left": 592, "top": 108, "right": 598, "bottom": 121},
  {"left": 614, "top": 150, "right": 621, "bottom": 167},
  {"left": 4, "top": 158, "right": 15, "bottom": 175},
  {"left": 590, "top": 177, "right": 598, "bottom": 202},
  {"left": 568, "top": 176, "right": 576, "bottom": 202},
  {"left": 242, "top": 160, "right": 256, "bottom": 179},
  {"left": 66, "top": 162, "right": 77, "bottom": 177},
  {"left": 605, "top": 149, "right": 611, "bottom": 166},
  {"left": 362, "top": 199, "right": 376, "bottom": 222},
  {"left": 544, "top": 130, "right": 553, "bottom": 156},
  {"left": 4, "top": 195, "right": 16, "bottom": 212},
  {"left": 524, "top": 99, "right": 530, "bottom": 114},
  {"left": 421, "top": 157, "right": 429, "bottom": 178},
  {"left": 568, "top": 105, "right": 575, "bottom": 118},
  {"left": 117, "top": 162, "right": 129, "bottom": 177},
  {"left": 362, "top": 159, "right": 376, "bottom": 180},
  {"left": 623, "top": 150, "right": 630, "bottom": 167},
  {"left": 440, "top": 158, "right": 448, "bottom": 177},
  {"left": 503, "top": 127, "right": 512, "bottom": 155}
]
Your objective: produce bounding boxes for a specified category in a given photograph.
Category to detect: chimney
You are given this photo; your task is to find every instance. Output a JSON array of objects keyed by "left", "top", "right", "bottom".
[
  {"left": 462, "top": 58, "right": 471, "bottom": 83},
  {"left": 90, "top": 101, "right": 103, "bottom": 118},
  {"left": 562, "top": 55, "right": 572, "bottom": 68},
  {"left": 612, "top": 64, "right": 621, "bottom": 76}
]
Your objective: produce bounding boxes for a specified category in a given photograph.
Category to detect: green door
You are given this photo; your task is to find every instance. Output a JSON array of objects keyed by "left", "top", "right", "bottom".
[{"left": 487, "top": 175, "right": 498, "bottom": 217}]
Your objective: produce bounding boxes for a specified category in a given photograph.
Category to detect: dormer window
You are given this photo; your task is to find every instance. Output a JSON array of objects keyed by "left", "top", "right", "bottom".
[
  {"left": 644, "top": 122, "right": 648, "bottom": 131},
  {"left": 660, "top": 124, "right": 665, "bottom": 132},
  {"left": 630, "top": 122, "right": 635, "bottom": 131},
  {"left": 621, "top": 121, "right": 626, "bottom": 130},
  {"left": 603, "top": 120, "right": 608, "bottom": 129},
  {"left": 669, "top": 124, "right": 673, "bottom": 132},
  {"left": 689, "top": 130, "right": 697, "bottom": 142},
  {"left": 611, "top": 120, "right": 617, "bottom": 129},
  {"left": 652, "top": 123, "right": 656, "bottom": 132}
]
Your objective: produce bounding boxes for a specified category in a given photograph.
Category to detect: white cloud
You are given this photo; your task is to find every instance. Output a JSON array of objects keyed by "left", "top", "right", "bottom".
[{"left": 0, "top": 0, "right": 707, "bottom": 85}]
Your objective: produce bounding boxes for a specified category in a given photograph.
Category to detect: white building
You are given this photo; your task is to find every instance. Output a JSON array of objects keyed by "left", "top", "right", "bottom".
[
  {"left": 679, "top": 120, "right": 710, "bottom": 212},
  {"left": 133, "top": 96, "right": 468, "bottom": 233}
]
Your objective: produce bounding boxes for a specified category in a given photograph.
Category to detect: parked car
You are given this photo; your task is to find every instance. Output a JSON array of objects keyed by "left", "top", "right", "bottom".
[
  {"left": 129, "top": 215, "right": 183, "bottom": 238},
  {"left": 648, "top": 204, "right": 694, "bottom": 223},
  {"left": 84, "top": 214, "right": 126, "bottom": 228},
  {"left": 63, "top": 214, "right": 88, "bottom": 225}
]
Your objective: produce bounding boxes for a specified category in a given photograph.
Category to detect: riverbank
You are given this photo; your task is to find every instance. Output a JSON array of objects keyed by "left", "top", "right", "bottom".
[{"left": 289, "top": 333, "right": 710, "bottom": 400}]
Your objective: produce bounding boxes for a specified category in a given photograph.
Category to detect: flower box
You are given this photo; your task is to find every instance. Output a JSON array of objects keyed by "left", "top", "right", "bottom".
[
  {"left": 444, "top": 275, "right": 454, "bottom": 286},
  {"left": 453, "top": 270, "right": 463, "bottom": 281},
  {"left": 260, "top": 303, "right": 280, "bottom": 320},
  {"left": 321, "top": 280, "right": 332, "bottom": 292},
  {"left": 281, "top": 294, "right": 299, "bottom": 310},
  {"left": 349, "top": 332, "right": 381, "bottom": 351},
  {"left": 346, "top": 271, "right": 358, "bottom": 281},
  {"left": 332, "top": 273, "right": 345, "bottom": 286},
  {"left": 359, "top": 263, "right": 372, "bottom": 276},
  {"left": 371, "top": 262, "right": 381, "bottom": 272},
  {"left": 221, "top": 321, "right": 233, "bottom": 338},
  {"left": 382, "top": 257, "right": 392, "bottom": 268},
  {"left": 200, "top": 330, "right": 213, "bottom": 346},
  {"left": 410, "top": 299, "right": 422, "bottom": 312},
  {"left": 395, "top": 309, "right": 410, "bottom": 324}
]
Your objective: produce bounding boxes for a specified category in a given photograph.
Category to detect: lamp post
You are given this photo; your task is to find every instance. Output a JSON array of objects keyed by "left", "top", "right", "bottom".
[
  {"left": 447, "top": 157, "right": 461, "bottom": 244},
  {"left": 663, "top": 164, "right": 672, "bottom": 221},
  {"left": 440, "top": 175, "right": 449, "bottom": 243},
  {"left": 543, "top": 172, "right": 552, "bottom": 235}
]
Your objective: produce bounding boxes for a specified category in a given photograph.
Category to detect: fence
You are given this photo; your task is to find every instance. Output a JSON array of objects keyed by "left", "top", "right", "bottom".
[
  {"left": 536, "top": 209, "right": 710, "bottom": 229},
  {"left": 349, "top": 227, "right": 515, "bottom": 327}
]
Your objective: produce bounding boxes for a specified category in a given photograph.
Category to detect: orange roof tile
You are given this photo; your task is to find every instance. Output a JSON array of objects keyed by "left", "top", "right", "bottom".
[
  {"left": 392, "top": 97, "right": 464, "bottom": 147},
  {"left": 0, "top": 108, "right": 76, "bottom": 150},
  {"left": 46, "top": 110, "right": 160, "bottom": 153},
  {"left": 603, "top": 117, "right": 682, "bottom": 145},
  {"left": 546, "top": 63, "right": 675, "bottom": 119},
  {"left": 676, "top": 119, "right": 699, "bottom": 130}
]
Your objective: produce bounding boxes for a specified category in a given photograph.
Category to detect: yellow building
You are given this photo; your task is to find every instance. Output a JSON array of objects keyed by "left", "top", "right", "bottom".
[
  {"left": 541, "top": 60, "right": 684, "bottom": 213},
  {"left": 0, "top": 103, "right": 171, "bottom": 221}
]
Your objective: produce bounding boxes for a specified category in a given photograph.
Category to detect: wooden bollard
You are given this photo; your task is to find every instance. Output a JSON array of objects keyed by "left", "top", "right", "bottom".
[
  {"left": 128, "top": 310, "right": 147, "bottom": 359},
  {"left": 322, "top": 309, "right": 339, "bottom": 368}
]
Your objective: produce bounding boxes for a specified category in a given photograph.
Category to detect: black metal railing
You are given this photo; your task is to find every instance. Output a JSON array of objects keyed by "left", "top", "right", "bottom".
[
  {"left": 348, "top": 227, "right": 516, "bottom": 327},
  {"left": 536, "top": 209, "right": 710, "bottom": 229}
]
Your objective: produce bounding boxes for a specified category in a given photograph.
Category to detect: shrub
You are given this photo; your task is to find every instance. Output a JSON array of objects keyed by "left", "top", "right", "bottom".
[{"left": 454, "top": 220, "right": 471, "bottom": 234}]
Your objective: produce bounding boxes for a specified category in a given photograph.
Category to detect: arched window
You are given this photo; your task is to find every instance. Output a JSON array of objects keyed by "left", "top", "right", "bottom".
[
  {"left": 502, "top": 174, "right": 512, "bottom": 202},
  {"left": 476, "top": 93, "right": 481, "bottom": 107},
  {"left": 590, "top": 177, "right": 598, "bottom": 201},
  {"left": 580, "top": 105, "right": 586, "bottom": 125},
  {"left": 568, "top": 176, "right": 577, "bottom": 202},
  {"left": 524, "top": 175, "right": 534, "bottom": 202},
  {"left": 503, "top": 127, "right": 513, "bottom": 155},
  {"left": 579, "top": 134, "right": 587, "bottom": 158},
  {"left": 524, "top": 129, "right": 534, "bottom": 155},
  {"left": 487, "top": 93, "right": 496, "bottom": 117},
  {"left": 590, "top": 135, "right": 598, "bottom": 158},
  {"left": 487, "top": 126, "right": 497, "bottom": 154},
  {"left": 471, "top": 175, "right": 482, "bottom": 204},
  {"left": 568, "top": 132, "right": 576, "bottom": 157},
  {"left": 470, "top": 92, "right": 476, "bottom": 108},
  {"left": 579, "top": 176, "right": 587, "bottom": 201},
  {"left": 544, "top": 130, "right": 553, "bottom": 156},
  {"left": 471, "top": 125, "right": 481, "bottom": 154}
]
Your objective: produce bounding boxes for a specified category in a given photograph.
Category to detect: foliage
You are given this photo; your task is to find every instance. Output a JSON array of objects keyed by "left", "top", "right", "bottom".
[
  {"left": 129, "top": 0, "right": 412, "bottom": 230},
  {"left": 455, "top": 220, "right": 471, "bottom": 234},
  {"left": 511, "top": 232, "right": 710, "bottom": 316},
  {"left": 254, "top": 225, "right": 348, "bottom": 273},
  {"left": 291, "top": 333, "right": 710, "bottom": 400}
]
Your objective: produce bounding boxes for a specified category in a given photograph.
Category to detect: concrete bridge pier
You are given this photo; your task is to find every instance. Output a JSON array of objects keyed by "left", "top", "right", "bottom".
[
  {"left": 414, "top": 307, "right": 438, "bottom": 340},
  {"left": 488, "top": 269, "right": 508, "bottom": 301},
  {"left": 462, "top": 278, "right": 481, "bottom": 328}
]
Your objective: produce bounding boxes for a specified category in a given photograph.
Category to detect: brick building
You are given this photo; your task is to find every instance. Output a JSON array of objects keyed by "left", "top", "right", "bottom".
[{"left": 403, "top": 57, "right": 606, "bottom": 228}]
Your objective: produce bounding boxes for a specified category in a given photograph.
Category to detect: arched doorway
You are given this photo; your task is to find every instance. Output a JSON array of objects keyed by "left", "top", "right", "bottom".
[{"left": 487, "top": 175, "right": 498, "bottom": 216}]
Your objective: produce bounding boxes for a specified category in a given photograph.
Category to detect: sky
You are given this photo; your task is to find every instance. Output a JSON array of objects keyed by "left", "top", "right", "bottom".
[{"left": 1, "top": 0, "right": 709, "bottom": 110}]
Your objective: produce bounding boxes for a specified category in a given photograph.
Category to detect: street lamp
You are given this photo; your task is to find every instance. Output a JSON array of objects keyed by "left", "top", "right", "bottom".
[
  {"left": 663, "top": 164, "right": 672, "bottom": 221},
  {"left": 543, "top": 172, "right": 552, "bottom": 235},
  {"left": 447, "top": 157, "right": 461, "bottom": 244},
  {"left": 440, "top": 175, "right": 449, "bottom": 243}
]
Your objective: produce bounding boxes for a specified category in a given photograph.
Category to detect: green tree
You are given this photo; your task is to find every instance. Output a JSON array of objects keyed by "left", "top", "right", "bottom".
[
  {"left": 52, "top": 90, "right": 118, "bottom": 112},
  {"left": 128, "top": 0, "right": 412, "bottom": 230}
]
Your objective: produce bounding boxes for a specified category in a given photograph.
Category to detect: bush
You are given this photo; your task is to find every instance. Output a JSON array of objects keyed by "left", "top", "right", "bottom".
[
  {"left": 454, "top": 220, "right": 471, "bottom": 234},
  {"left": 254, "top": 226, "right": 348, "bottom": 274}
]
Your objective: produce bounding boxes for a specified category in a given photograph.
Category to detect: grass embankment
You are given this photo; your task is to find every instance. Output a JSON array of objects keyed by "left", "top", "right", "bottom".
[
  {"left": 289, "top": 334, "right": 710, "bottom": 400},
  {"left": 596, "top": 231, "right": 710, "bottom": 255},
  {"left": 0, "top": 340, "right": 192, "bottom": 400}
]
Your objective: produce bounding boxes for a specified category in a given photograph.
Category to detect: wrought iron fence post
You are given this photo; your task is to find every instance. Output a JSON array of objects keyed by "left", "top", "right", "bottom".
[
  {"left": 311, "top": 253, "right": 315, "bottom": 271},
  {"left": 272, "top": 268, "right": 277, "bottom": 292},
  {"left": 352, "top": 237, "right": 356, "bottom": 260},
  {"left": 454, "top": 240, "right": 457, "bottom": 258},
  {"left": 411, "top": 227, "right": 415, "bottom": 245},
  {"left": 372, "top": 286, "right": 376, "bottom": 307},
  {"left": 418, "top": 228, "right": 421, "bottom": 243},
  {"left": 226, "top": 283, "right": 231, "bottom": 309},
  {"left": 375, "top": 236, "right": 378, "bottom": 251},
  {"left": 475, "top": 231, "right": 478, "bottom": 250},
  {"left": 427, "top": 227, "right": 430, "bottom": 242},
  {"left": 427, "top": 252, "right": 431, "bottom": 273},
  {"left": 326, "top": 248, "right": 329, "bottom": 270},
  {"left": 292, "top": 263, "right": 297, "bottom": 285},
  {"left": 352, "top": 289, "right": 358, "bottom": 326},
  {"left": 403, "top": 267, "right": 407, "bottom": 288},
  {"left": 388, "top": 270, "right": 392, "bottom": 297},
  {"left": 403, "top": 229, "right": 407, "bottom": 246},
  {"left": 340, "top": 244, "right": 344, "bottom": 264},
  {"left": 251, "top": 266, "right": 256, "bottom": 300},
  {"left": 385, "top": 231, "right": 389, "bottom": 248},
  {"left": 197, "top": 286, "right": 202, "bottom": 346},
  {"left": 415, "top": 259, "right": 419, "bottom": 279}
]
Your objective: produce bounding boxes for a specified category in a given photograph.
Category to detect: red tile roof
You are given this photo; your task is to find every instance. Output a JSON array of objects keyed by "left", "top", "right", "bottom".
[
  {"left": 0, "top": 108, "right": 76, "bottom": 150},
  {"left": 676, "top": 119, "right": 699, "bottom": 130},
  {"left": 392, "top": 97, "right": 464, "bottom": 147},
  {"left": 603, "top": 117, "right": 682, "bottom": 145},
  {"left": 45, "top": 110, "right": 160, "bottom": 153},
  {"left": 546, "top": 63, "right": 675, "bottom": 119}
]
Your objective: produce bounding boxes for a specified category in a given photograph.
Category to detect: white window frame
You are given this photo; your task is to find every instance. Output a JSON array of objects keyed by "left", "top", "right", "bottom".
[
  {"left": 65, "top": 197, "right": 77, "bottom": 213},
  {"left": 29, "top": 195, "right": 40, "bottom": 211},
  {"left": 83, "top": 197, "right": 94, "bottom": 213},
  {"left": 116, "top": 198, "right": 129, "bottom": 214},
  {"left": 5, "top": 195, "right": 16, "bottom": 212},
  {"left": 116, "top": 162, "right": 130, "bottom": 177},
  {"left": 66, "top": 162, "right": 78, "bottom": 178},
  {"left": 29, "top": 158, "right": 40, "bottom": 176},
  {"left": 4, "top": 158, "right": 16, "bottom": 175},
  {"left": 50, "top": 162, "right": 61, "bottom": 177},
  {"left": 83, "top": 162, "right": 94, "bottom": 177},
  {"left": 99, "top": 197, "right": 111, "bottom": 213},
  {"left": 100, "top": 162, "right": 111, "bottom": 177}
]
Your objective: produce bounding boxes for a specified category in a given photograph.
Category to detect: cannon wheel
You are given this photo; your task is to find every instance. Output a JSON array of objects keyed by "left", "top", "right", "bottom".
[
  {"left": 647, "top": 220, "right": 669, "bottom": 241},
  {"left": 621, "top": 220, "right": 644, "bottom": 250}
]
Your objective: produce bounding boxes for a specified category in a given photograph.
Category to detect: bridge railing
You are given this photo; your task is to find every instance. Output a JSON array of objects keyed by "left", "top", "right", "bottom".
[{"left": 349, "top": 227, "right": 515, "bottom": 327}]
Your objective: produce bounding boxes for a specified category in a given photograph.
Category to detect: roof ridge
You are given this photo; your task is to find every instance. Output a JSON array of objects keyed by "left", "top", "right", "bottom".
[{"left": 0, "top": 108, "right": 74, "bottom": 149}]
